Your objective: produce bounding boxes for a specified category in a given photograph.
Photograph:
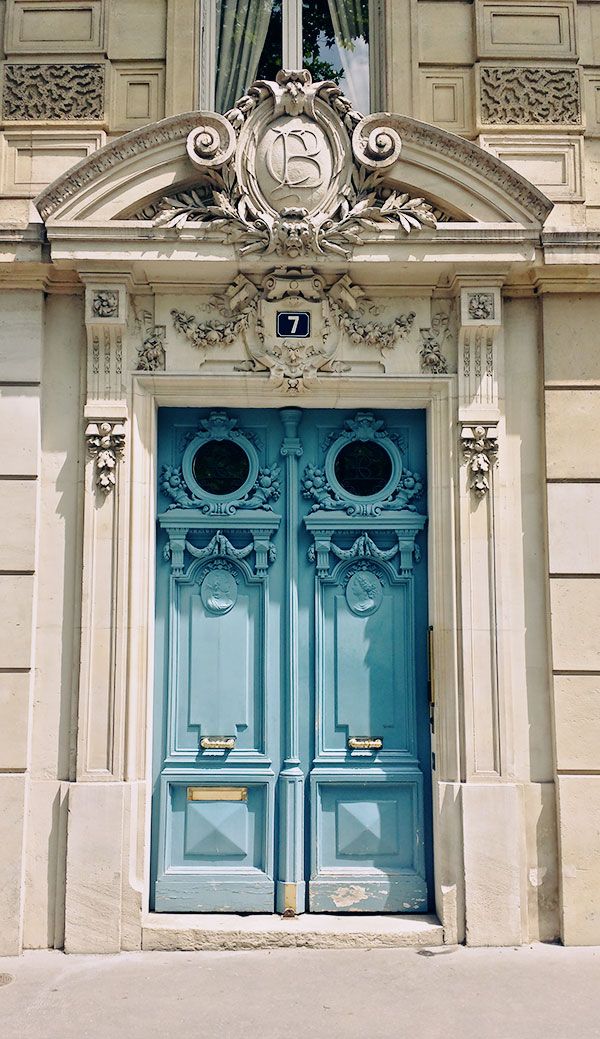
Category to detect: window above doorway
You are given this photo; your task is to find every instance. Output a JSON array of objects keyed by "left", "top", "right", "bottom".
[{"left": 204, "top": 0, "right": 372, "bottom": 115}]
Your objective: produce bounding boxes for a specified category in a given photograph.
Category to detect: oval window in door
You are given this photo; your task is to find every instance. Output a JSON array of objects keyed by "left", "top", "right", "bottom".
[
  {"left": 333, "top": 440, "right": 393, "bottom": 498},
  {"left": 192, "top": 439, "right": 251, "bottom": 497}
]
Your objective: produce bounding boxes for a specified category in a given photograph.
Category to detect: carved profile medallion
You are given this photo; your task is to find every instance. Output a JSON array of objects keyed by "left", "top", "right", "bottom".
[
  {"left": 346, "top": 569, "right": 383, "bottom": 617},
  {"left": 201, "top": 569, "right": 238, "bottom": 615}
]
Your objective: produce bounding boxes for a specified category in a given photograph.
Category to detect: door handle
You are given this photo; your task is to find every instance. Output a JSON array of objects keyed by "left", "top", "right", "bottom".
[
  {"left": 200, "top": 736, "right": 236, "bottom": 750},
  {"left": 348, "top": 737, "right": 383, "bottom": 750}
]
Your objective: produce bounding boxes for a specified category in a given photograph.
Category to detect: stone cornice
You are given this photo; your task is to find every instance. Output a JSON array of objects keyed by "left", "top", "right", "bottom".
[
  {"left": 34, "top": 107, "right": 553, "bottom": 227},
  {"left": 35, "top": 112, "right": 203, "bottom": 220},
  {"left": 358, "top": 114, "right": 553, "bottom": 225}
]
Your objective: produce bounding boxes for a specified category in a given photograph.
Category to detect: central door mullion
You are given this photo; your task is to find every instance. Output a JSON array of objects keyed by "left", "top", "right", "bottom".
[{"left": 276, "top": 408, "right": 306, "bottom": 914}]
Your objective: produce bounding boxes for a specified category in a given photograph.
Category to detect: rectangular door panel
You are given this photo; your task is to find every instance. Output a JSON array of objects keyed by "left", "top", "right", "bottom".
[
  {"left": 319, "top": 577, "right": 416, "bottom": 757},
  {"left": 154, "top": 777, "right": 274, "bottom": 912},
  {"left": 309, "top": 772, "right": 427, "bottom": 913}
]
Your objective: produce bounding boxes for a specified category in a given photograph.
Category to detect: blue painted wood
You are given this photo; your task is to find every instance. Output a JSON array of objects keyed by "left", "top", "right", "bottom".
[{"left": 151, "top": 407, "right": 431, "bottom": 914}]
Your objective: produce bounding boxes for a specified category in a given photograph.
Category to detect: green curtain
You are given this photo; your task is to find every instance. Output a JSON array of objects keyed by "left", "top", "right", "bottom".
[
  {"left": 327, "top": 0, "right": 369, "bottom": 111},
  {"left": 215, "top": 0, "right": 274, "bottom": 112}
]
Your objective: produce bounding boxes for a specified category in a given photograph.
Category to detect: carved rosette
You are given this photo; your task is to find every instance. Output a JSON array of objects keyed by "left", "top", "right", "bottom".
[
  {"left": 86, "top": 421, "right": 126, "bottom": 495},
  {"left": 461, "top": 424, "right": 498, "bottom": 498}
]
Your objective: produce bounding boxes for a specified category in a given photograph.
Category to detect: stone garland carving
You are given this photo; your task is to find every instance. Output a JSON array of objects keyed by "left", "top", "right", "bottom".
[
  {"left": 85, "top": 421, "right": 125, "bottom": 495},
  {"left": 467, "top": 293, "right": 495, "bottom": 322},
  {"left": 92, "top": 290, "right": 119, "bottom": 319},
  {"left": 461, "top": 425, "right": 499, "bottom": 498},
  {"left": 160, "top": 463, "right": 281, "bottom": 514},
  {"left": 170, "top": 271, "right": 418, "bottom": 392},
  {"left": 419, "top": 310, "right": 453, "bottom": 375},
  {"left": 328, "top": 296, "right": 415, "bottom": 354},
  {"left": 136, "top": 325, "right": 166, "bottom": 372},
  {"left": 2, "top": 64, "right": 104, "bottom": 121},
  {"left": 479, "top": 67, "right": 580, "bottom": 126},
  {"left": 164, "top": 533, "right": 276, "bottom": 577}
]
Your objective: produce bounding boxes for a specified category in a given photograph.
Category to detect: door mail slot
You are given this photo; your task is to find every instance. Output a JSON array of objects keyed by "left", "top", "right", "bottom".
[
  {"left": 187, "top": 786, "right": 248, "bottom": 802},
  {"left": 348, "top": 737, "right": 383, "bottom": 750}
]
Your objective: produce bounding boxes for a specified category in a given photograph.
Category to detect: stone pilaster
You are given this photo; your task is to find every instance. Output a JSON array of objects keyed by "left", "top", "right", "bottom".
[
  {"left": 64, "top": 278, "right": 132, "bottom": 953},
  {"left": 453, "top": 277, "right": 526, "bottom": 945}
]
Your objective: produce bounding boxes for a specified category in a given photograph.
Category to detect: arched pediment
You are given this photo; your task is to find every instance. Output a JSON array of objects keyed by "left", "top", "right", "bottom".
[{"left": 35, "top": 69, "right": 552, "bottom": 253}]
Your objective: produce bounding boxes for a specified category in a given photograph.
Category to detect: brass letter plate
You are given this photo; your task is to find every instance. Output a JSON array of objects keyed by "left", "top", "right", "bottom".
[
  {"left": 187, "top": 786, "right": 248, "bottom": 802},
  {"left": 348, "top": 736, "right": 383, "bottom": 750}
]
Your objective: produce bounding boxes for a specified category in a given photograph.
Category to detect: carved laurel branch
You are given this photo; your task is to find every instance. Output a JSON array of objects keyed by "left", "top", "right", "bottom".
[
  {"left": 85, "top": 421, "right": 125, "bottom": 495},
  {"left": 145, "top": 164, "right": 436, "bottom": 258},
  {"left": 461, "top": 424, "right": 499, "bottom": 498}
]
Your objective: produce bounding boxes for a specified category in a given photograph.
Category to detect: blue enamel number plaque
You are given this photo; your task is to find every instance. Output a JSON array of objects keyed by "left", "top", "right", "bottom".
[{"left": 276, "top": 311, "right": 310, "bottom": 338}]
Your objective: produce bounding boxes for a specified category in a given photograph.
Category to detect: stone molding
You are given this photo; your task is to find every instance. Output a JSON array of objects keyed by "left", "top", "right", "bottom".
[
  {"left": 2, "top": 63, "right": 105, "bottom": 121},
  {"left": 34, "top": 93, "right": 553, "bottom": 226}
]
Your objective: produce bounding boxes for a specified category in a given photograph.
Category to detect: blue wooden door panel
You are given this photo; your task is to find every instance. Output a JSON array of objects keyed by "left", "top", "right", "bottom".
[{"left": 152, "top": 407, "right": 431, "bottom": 914}]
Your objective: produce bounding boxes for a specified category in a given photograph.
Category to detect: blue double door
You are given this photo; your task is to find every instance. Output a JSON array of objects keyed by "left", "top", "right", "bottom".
[{"left": 152, "top": 406, "right": 432, "bottom": 913}]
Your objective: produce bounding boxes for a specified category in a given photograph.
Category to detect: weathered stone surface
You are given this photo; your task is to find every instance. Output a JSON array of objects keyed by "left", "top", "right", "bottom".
[
  {"left": 64, "top": 784, "right": 124, "bottom": 954},
  {"left": 462, "top": 784, "right": 524, "bottom": 947},
  {"left": 557, "top": 776, "right": 600, "bottom": 946},
  {"left": 142, "top": 914, "right": 444, "bottom": 951}
]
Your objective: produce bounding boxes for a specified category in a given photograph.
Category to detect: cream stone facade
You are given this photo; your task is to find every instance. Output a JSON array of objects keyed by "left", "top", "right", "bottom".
[{"left": 1, "top": 0, "right": 600, "bottom": 955}]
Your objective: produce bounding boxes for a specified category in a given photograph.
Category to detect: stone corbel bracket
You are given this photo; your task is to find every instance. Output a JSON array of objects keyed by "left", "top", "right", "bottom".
[{"left": 84, "top": 282, "right": 130, "bottom": 401}]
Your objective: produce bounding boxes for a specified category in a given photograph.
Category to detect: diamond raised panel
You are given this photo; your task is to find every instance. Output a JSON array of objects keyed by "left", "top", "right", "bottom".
[
  {"left": 337, "top": 800, "right": 399, "bottom": 857},
  {"left": 184, "top": 801, "right": 248, "bottom": 858}
]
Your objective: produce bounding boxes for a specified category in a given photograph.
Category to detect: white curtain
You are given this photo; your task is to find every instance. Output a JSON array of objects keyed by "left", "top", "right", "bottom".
[
  {"left": 326, "top": 0, "right": 369, "bottom": 112},
  {"left": 215, "top": 0, "right": 274, "bottom": 113}
]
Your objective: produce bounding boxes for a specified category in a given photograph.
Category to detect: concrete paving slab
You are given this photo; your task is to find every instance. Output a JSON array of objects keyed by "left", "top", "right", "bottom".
[
  {"left": 141, "top": 912, "right": 444, "bottom": 949},
  {"left": 1, "top": 945, "right": 600, "bottom": 1039}
]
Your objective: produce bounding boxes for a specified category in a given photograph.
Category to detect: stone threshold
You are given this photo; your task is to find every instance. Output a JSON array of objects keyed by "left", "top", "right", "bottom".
[{"left": 142, "top": 913, "right": 444, "bottom": 950}]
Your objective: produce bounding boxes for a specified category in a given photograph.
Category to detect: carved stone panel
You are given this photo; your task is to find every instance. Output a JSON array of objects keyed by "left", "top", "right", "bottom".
[
  {"left": 479, "top": 67, "right": 581, "bottom": 125},
  {"left": 2, "top": 63, "right": 105, "bottom": 120}
]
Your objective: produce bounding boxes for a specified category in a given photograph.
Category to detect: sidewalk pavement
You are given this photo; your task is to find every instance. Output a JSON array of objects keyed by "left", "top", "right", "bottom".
[{"left": 1, "top": 944, "right": 599, "bottom": 1039}]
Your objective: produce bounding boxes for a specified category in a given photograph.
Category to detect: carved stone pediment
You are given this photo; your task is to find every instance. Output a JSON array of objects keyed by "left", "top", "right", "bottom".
[{"left": 134, "top": 69, "right": 439, "bottom": 259}]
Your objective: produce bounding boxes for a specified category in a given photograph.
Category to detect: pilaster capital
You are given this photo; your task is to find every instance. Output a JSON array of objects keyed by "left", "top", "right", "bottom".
[
  {"left": 451, "top": 276, "right": 505, "bottom": 422},
  {"left": 81, "top": 275, "right": 133, "bottom": 402}
]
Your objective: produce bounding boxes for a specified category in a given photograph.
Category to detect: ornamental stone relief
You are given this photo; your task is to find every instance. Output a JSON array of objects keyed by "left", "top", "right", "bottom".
[
  {"left": 85, "top": 421, "right": 126, "bottom": 495},
  {"left": 479, "top": 67, "right": 580, "bottom": 125},
  {"left": 170, "top": 269, "right": 420, "bottom": 392},
  {"left": 2, "top": 63, "right": 104, "bottom": 120},
  {"left": 132, "top": 69, "right": 438, "bottom": 259}
]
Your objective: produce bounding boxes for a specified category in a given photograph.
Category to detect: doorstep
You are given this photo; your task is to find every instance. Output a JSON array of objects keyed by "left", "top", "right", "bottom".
[{"left": 142, "top": 913, "right": 444, "bottom": 951}]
